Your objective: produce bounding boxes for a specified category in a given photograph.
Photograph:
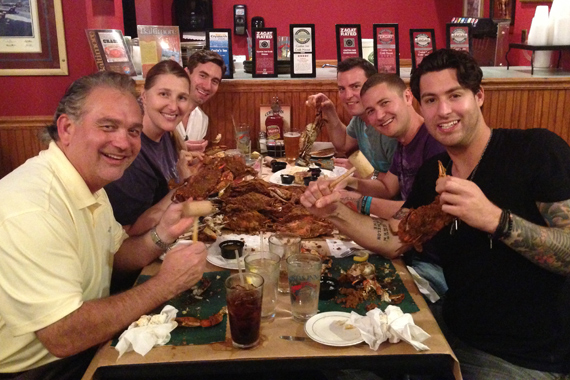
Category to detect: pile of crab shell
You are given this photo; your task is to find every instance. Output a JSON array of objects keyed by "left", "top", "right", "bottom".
[{"left": 171, "top": 153, "right": 334, "bottom": 241}]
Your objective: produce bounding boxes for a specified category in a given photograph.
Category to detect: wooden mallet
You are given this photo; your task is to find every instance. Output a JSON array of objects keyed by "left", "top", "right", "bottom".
[{"left": 182, "top": 201, "right": 215, "bottom": 242}]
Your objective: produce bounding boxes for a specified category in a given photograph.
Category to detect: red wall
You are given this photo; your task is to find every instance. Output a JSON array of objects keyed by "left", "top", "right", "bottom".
[
  {"left": 164, "top": 0, "right": 461, "bottom": 61},
  {"left": 0, "top": 1, "right": 124, "bottom": 117},
  {"left": 1, "top": 0, "right": 568, "bottom": 118}
]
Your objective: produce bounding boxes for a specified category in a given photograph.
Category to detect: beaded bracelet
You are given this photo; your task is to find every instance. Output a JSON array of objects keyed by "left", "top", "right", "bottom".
[
  {"left": 359, "top": 196, "right": 367, "bottom": 215},
  {"left": 363, "top": 196, "right": 372, "bottom": 216}
]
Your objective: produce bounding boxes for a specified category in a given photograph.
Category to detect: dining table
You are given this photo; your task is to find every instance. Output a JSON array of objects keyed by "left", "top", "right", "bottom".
[{"left": 81, "top": 159, "right": 463, "bottom": 380}]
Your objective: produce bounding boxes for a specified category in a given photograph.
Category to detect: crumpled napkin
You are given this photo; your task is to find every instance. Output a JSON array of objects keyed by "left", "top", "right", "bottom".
[
  {"left": 348, "top": 305, "right": 431, "bottom": 351},
  {"left": 406, "top": 266, "right": 440, "bottom": 304},
  {"left": 115, "top": 305, "right": 179, "bottom": 359}
]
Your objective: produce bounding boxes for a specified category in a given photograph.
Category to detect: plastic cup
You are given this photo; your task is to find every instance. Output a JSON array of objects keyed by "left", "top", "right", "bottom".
[
  {"left": 225, "top": 273, "right": 264, "bottom": 349},
  {"left": 284, "top": 132, "right": 301, "bottom": 164},
  {"left": 286, "top": 254, "right": 321, "bottom": 322},
  {"left": 268, "top": 233, "right": 302, "bottom": 294},
  {"left": 245, "top": 251, "right": 280, "bottom": 320}
]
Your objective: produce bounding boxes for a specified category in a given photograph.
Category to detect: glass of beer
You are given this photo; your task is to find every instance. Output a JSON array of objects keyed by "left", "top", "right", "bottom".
[
  {"left": 225, "top": 273, "right": 264, "bottom": 349},
  {"left": 283, "top": 131, "right": 301, "bottom": 164},
  {"left": 245, "top": 251, "right": 280, "bottom": 320},
  {"left": 286, "top": 253, "right": 321, "bottom": 322},
  {"left": 268, "top": 233, "right": 301, "bottom": 294}
]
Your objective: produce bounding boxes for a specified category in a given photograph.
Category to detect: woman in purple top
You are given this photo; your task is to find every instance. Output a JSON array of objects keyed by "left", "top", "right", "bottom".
[{"left": 105, "top": 60, "right": 198, "bottom": 234}]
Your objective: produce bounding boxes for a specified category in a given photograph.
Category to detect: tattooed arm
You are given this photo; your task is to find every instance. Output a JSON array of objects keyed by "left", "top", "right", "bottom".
[
  {"left": 501, "top": 200, "right": 570, "bottom": 276},
  {"left": 300, "top": 180, "right": 406, "bottom": 258},
  {"left": 325, "top": 206, "right": 405, "bottom": 259}
]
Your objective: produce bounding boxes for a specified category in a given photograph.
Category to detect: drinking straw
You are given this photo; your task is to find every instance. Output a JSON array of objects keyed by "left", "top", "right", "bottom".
[
  {"left": 259, "top": 231, "right": 264, "bottom": 251},
  {"left": 235, "top": 250, "right": 246, "bottom": 285}
]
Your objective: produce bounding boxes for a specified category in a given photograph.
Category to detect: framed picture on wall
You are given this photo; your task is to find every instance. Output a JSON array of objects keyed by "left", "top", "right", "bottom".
[
  {"left": 0, "top": 0, "right": 68, "bottom": 76},
  {"left": 490, "top": 0, "right": 516, "bottom": 25},
  {"left": 464, "top": 0, "right": 484, "bottom": 17}
]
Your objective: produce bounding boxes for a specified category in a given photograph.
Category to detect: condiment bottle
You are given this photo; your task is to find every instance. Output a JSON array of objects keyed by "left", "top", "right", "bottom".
[
  {"left": 259, "top": 131, "right": 268, "bottom": 154},
  {"left": 265, "top": 97, "right": 283, "bottom": 141}
]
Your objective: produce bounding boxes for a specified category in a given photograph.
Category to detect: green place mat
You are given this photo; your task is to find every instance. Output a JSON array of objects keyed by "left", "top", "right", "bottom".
[
  {"left": 113, "top": 271, "right": 230, "bottom": 346},
  {"left": 318, "top": 256, "right": 419, "bottom": 314}
]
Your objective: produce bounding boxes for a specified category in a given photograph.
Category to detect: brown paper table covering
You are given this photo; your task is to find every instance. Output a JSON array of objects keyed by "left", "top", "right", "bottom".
[
  {"left": 82, "top": 258, "right": 462, "bottom": 380},
  {"left": 113, "top": 256, "right": 418, "bottom": 348}
]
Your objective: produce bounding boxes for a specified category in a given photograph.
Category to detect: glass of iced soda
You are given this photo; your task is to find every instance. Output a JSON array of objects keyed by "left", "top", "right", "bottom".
[{"left": 225, "top": 273, "right": 264, "bottom": 348}]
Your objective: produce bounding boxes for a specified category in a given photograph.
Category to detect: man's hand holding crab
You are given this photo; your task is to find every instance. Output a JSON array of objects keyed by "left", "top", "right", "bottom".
[{"left": 436, "top": 175, "right": 503, "bottom": 235}]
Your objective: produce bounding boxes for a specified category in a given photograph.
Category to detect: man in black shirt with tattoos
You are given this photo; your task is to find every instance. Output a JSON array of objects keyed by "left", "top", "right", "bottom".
[{"left": 301, "top": 49, "right": 570, "bottom": 379}]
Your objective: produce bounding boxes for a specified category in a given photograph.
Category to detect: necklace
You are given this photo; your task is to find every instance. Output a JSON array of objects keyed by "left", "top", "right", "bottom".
[{"left": 449, "top": 129, "right": 493, "bottom": 234}]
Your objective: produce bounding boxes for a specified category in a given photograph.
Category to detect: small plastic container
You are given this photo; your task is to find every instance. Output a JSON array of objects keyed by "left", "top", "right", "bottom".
[
  {"left": 309, "top": 168, "right": 321, "bottom": 177},
  {"left": 219, "top": 240, "right": 245, "bottom": 259},
  {"left": 319, "top": 276, "right": 339, "bottom": 300},
  {"left": 303, "top": 176, "right": 317, "bottom": 186},
  {"left": 280, "top": 174, "right": 294, "bottom": 184},
  {"left": 271, "top": 160, "right": 287, "bottom": 173}
]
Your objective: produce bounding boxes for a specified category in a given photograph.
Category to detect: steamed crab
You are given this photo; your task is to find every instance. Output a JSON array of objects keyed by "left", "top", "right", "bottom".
[
  {"left": 298, "top": 108, "right": 326, "bottom": 165},
  {"left": 395, "top": 161, "right": 455, "bottom": 253}
]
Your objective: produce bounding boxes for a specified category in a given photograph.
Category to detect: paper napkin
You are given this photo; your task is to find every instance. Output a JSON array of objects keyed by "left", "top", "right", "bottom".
[
  {"left": 406, "top": 266, "right": 440, "bottom": 304},
  {"left": 348, "top": 305, "right": 430, "bottom": 351},
  {"left": 115, "top": 305, "right": 179, "bottom": 359}
]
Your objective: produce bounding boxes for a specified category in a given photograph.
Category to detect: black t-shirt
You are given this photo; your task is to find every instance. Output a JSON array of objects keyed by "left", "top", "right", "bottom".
[{"left": 404, "top": 128, "right": 570, "bottom": 373}]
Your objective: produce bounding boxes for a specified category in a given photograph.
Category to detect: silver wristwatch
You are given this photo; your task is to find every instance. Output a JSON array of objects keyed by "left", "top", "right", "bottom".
[{"left": 150, "top": 227, "right": 178, "bottom": 252}]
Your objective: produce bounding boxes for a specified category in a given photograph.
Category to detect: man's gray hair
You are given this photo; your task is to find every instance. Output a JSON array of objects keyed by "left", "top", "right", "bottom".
[{"left": 44, "top": 71, "right": 139, "bottom": 142}]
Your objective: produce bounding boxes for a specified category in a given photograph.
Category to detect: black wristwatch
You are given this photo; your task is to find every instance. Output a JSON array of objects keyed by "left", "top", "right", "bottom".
[{"left": 150, "top": 227, "right": 178, "bottom": 252}]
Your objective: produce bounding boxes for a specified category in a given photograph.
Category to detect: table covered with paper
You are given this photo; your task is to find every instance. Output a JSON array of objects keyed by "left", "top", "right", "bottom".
[{"left": 82, "top": 247, "right": 462, "bottom": 380}]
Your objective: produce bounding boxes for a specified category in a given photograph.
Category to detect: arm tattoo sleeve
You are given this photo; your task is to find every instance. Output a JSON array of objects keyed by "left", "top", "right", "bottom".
[{"left": 503, "top": 200, "right": 570, "bottom": 275}]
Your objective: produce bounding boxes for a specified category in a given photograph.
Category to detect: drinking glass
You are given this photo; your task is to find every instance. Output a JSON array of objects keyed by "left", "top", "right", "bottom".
[
  {"left": 245, "top": 251, "right": 280, "bottom": 320},
  {"left": 283, "top": 131, "right": 301, "bottom": 164},
  {"left": 235, "top": 123, "right": 251, "bottom": 159},
  {"left": 225, "top": 273, "right": 264, "bottom": 349},
  {"left": 286, "top": 254, "right": 321, "bottom": 322},
  {"left": 268, "top": 233, "right": 301, "bottom": 294}
]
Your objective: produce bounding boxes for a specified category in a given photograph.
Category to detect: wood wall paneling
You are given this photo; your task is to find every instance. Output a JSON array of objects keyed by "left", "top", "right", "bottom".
[{"left": 2, "top": 78, "right": 570, "bottom": 179}]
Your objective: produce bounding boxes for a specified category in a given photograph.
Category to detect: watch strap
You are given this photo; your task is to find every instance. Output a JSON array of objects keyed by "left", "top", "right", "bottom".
[{"left": 150, "top": 227, "right": 178, "bottom": 252}]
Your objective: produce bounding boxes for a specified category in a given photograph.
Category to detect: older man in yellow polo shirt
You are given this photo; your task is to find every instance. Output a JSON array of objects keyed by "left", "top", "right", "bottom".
[{"left": 0, "top": 71, "right": 207, "bottom": 379}]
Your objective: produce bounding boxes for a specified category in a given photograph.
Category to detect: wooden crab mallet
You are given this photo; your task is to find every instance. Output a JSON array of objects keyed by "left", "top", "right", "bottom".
[{"left": 181, "top": 201, "right": 215, "bottom": 242}]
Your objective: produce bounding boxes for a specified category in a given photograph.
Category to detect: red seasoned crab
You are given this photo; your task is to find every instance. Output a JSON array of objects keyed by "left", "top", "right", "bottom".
[{"left": 395, "top": 161, "right": 454, "bottom": 252}]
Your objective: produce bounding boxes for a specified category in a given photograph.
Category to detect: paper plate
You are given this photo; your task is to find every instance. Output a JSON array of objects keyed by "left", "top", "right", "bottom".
[
  {"left": 304, "top": 311, "right": 364, "bottom": 347},
  {"left": 268, "top": 167, "right": 337, "bottom": 186}
]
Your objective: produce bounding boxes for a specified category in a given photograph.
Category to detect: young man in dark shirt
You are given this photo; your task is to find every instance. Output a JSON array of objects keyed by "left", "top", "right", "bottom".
[{"left": 301, "top": 49, "right": 570, "bottom": 378}]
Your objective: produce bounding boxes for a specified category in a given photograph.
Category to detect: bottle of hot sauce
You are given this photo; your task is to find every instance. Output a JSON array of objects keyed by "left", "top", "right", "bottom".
[{"left": 265, "top": 97, "right": 283, "bottom": 141}]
